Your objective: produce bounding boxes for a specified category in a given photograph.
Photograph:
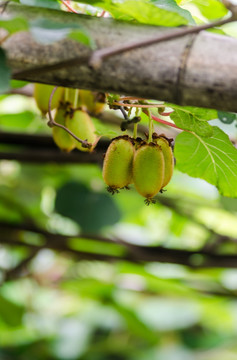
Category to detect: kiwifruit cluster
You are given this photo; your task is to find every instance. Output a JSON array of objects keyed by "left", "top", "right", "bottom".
[
  {"left": 34, "top": 83, "right": 105, "bottom": 153},
  {"left": 103, "top": 134, "right": 174, "bottom": 204},
  {"left": 34, "top": 83, "right": 174, "bottom": 203}
]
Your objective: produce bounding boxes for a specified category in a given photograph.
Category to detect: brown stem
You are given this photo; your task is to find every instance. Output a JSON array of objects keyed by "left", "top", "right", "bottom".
[
  {"left": 3, "top": 248, "right": 40, "bottom": 282},
  {"left": 112, "top": 102, "right": 165, "bottom": 108},
  {"left": 47, "top": 86, "right": 92, "bottom": 149},
  {"left": 61, "top": 0, "right": 79, "bottom": 14}
]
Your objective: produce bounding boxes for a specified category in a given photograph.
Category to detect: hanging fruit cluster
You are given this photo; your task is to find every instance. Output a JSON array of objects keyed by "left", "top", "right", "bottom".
[
  {"left": 103, "top": 134, "right": 174, "bottom": 204},
  {"left": 34, "top": 83, "right": 174, "bottom": 204},
  {"left": 34, "top": 83, "right": 105, "bottom": 153}
]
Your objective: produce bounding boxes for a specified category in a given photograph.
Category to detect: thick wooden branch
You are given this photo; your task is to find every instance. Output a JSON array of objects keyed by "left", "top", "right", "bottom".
[{"left": 2, "top": 3, "right": 237, "bottom": 112}]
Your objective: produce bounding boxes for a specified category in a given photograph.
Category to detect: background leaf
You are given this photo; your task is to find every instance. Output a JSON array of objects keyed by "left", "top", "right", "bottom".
[
  {"left": 0, "top": 49, "right": 11, "bottom": 94},
  {"left": 0, "top": 17, "right": 28, "bottom": 35},
  {"left": 20, "top": 0, "right": 61, "bottom": 9},
  {"left": 218, "top": 111, "right": 237, "bottom": 125},
  {"left": 174, "top": 126, "right": 237, "bottom": 197},
  {"left": 0, "top": 294, "right": 24, "bottom": 327},
  {"left": 55, "top": 181, "right": 121, "bottom": 233},
  {"left": 30, "top": 18, "right": 92, "bottom": 46}
]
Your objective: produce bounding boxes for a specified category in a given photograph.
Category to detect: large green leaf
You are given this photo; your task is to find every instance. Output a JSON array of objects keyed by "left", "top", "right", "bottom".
[
  {"left": 170, "top": 105, "right": 217, "bottom": 136},
  {"left": 74, "top": 0, "right": 191, "bottom": 26},
  {"left": 191, "top": 0, "right": 228, "bottom": 20},
  {"left": 0, "top": 48, "right": 11, "bottom": 94},
  {"left": 112, "top": 0, "right": 190, "bottom": 26},
  {"left": 151, "top": 0, "right": 195, "bottom": 24},
  {"left": 174, "top": 126, "right": 237, "bottom": 197}
]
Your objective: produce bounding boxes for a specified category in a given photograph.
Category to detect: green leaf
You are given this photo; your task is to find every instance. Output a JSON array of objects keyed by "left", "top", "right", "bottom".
[
  {"left": 0, "top": 48, "right": 11, "bottom": 94},
  {"left": 191, "top": 0, "right": 228, "bottom": 20},
  {"left": 55, "top": 181, "right": 121, "bottom": 233},
  {"left": 110, "top": 0, "right": 190, "bottom": 26},
  {"left": 170, "top": 106, "right": 216, "bottom": 137},
  {"left": 0, "top": 17, "right": 28, "bottom": 35},
  {"left": 0, "top": 111, "right": 36, "bottom": 130},
  {"left": 112, "top": 301, "right": 157, "bottom": 344},
  {"left": 20, "top": 0, "right": 61, "bottom": 9},
  {"left": 74, "top": 0, "right": 191, "bottom": 26},
  {"left": 63, "top": 278, "right": 114, "bottom": 300},
  {"left": 10, "top": 80, "right": 29, "bottom": 89},
  {"left": 30, "top": 18, "right": 92, "bottom": 46},
  {"left": 68, "top": 30, "right": 95, "bottom": 49},
  {"left": 174, "top": 126, "right": 237, "bottom": 197},
  {"left": 69, "top": 237, "right": 125, "bottom": 257},
  {"left": 218, "top": 111, "right": 237, "bottom": 125},
  {"left": 0, "top": 294, "right": 24, "bottom": 327},
  {"left": 151, "top": 0, "right": 195, "bottom": 24}
]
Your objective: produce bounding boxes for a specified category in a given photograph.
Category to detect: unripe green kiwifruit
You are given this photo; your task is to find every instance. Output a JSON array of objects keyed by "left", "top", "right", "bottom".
[
  {"left": 34, "top": 84, "right": 64, "bottom": 115},
  {"left": 155, "top": 136, "right": 174, "bottom": 188},
  {"left": 66, "top": 109, "right": 97, "bottom": 152},
  {"left": 79, "top": 90, "right": 106, "bottom": 114},
  {"left": 133, "top": 143, "right": 164, "bottom": 204},
  {"left": 52, "top": 105, "right": 76, "bottom": 152},
  {"left": 103, "top": 136, "right": 134, "bottom": 193}
]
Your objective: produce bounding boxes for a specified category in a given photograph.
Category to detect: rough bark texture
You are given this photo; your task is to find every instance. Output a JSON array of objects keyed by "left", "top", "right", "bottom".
[{"left": 2, "top": 3, "right": 237, "bottom": 111}]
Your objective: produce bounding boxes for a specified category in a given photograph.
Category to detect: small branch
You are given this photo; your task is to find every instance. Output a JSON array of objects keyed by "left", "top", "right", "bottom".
[
  {"left": 119, "top": 106, "right": 129, "bottom": 120},
  {"left": 0, "top": 1, "right": 9, "bottom": 14},
  {"left": 61, "top": 0, "right": 79, "bottom": 14},
  {"left": 89, "top": 14, "right": 235, "bottom": 68},
  {"left": 0, "top": 221, "right": 237, "bottom": 269},
  {"left": 151, "top": 114, "right": 182, "bottom": 130},
  {"left": 47, "top": 87, "right": 92, "bottom": 149},
  {"left": 0, "top": 149, "right": 103, "bottom": 164},
  {"left": 3, "top": 248, "right": 40, "bottom": 282},
  {"left": 112, "top": 102, "right": 165, "bottom": 109}
]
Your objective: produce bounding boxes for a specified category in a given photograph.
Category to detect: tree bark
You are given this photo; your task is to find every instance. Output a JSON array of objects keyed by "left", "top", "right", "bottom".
[{"left": 2, "top": 3, "right": 237, "bottom": 112}]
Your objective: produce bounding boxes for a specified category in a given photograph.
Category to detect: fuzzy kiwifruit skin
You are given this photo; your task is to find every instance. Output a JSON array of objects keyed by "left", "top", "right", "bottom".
[
  {"left": 156, "top": 137, "right": 174, "bottom": 188},
  {"left": 34, "top": 84, "right": 64, "bottom": 115},
  {"left": 66, "top": 109, "right": 97, "bottom": 152},
  {"left": 133, "top": 143, "right": 164, "bottom": 200},
  {"left": 52, "top": 105, "right": 76, "bottom": 152},
  {"left": 103, "top": 137, "right": 134, "bottom": 190}
]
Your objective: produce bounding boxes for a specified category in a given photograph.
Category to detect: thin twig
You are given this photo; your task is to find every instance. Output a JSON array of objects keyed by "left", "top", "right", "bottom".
[
  {"left": 47, "top": 86, "right": 92, "bottom": 149},
  {"left": 61, "top": 0, "right": 79, "bottom": 14},
  {"left": 151, "top": 114, "right": 182, "bottom": 130},
  {"left": 89, "top": 14, "right": 235, "bottom": 68},
  {"left": 112, "top": 102, "right": 165, "bottom": 108},
  {"left": 120, "top": 106, "right": 129, "bottom": 120},
  {"left": 3, "top": 248, "right": 40, "bottom": 282}
]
